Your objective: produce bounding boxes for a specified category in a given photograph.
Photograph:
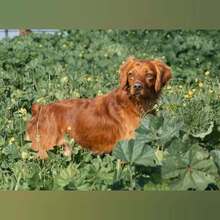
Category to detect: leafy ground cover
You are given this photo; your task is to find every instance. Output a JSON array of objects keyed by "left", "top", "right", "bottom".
[{"left": 0, "top": 30, "right": 220, "bottom": 190}]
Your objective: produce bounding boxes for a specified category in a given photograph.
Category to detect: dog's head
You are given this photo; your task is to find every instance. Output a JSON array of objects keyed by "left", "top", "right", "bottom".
[{"left": 119, "top": 57, "right": 172, "bottom": 98}]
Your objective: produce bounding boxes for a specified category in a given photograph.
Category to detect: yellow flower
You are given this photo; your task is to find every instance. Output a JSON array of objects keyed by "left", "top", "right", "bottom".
[
  {"left": 18, "top": 108, "right": 27, "bottom": 116},
  {"left": 204, "top": 71, "right": 210, "bottom": 76},
  {"left": 184, "top": 90, "right": 194, "bottom": 99},
  {"left": 188, "top": 90, "right": 193, "bottom": 96},
  {"left": 198, "top": 82, "right": 203, "bottom": 88},
  {"left": 167, "top": 85, "right": 172, "bottom": 90},
  {"left": 179, "top": 85, "right": 183, "bottom": 89},
  {"left": 21, "top": 151, "right": 28, "bottom": 160},
  {"left": 60, "top": 76, "right": 68, "bottom": 84},
  {"left": 9, "top": 137, "right": 15, "bottom": 145},
  {"left": 73, "top": 91, "right": 80, "bottom": 98},
  {"left": 86, "top": 76, "right": 93, "bottom": 81},
  {"left": 97, "top": 90, "right": 103, "bottom": 96},
  {"left": 209, "top": 89, "right": 214, "bottom": 94}
]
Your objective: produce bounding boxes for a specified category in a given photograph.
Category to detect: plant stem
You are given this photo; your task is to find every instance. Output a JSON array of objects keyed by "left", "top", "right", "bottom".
[
  {"left": 128, "top": 164, "right": 134, "bottom": 190},
  {"left": 116, "top": 159, "right": 121, "bottom": 181},
  {"left": 14, "top": 173, "right": 22, "bottom": 191}
]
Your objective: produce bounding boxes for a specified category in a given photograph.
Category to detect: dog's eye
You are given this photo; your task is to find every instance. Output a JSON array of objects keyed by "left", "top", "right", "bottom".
[
  {"left": 146, "top": 74, "right": 154, "bottom": 80},
  {"left": 128, "top": 72, "right": 134, "bottom": 80}
]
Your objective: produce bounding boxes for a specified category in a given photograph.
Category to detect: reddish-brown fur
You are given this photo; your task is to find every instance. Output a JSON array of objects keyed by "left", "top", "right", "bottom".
[{"left": 25, "top": 57, "right": 172, "bottom": 159}]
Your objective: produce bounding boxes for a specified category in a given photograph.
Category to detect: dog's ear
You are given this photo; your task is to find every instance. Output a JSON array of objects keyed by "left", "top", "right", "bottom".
[
  {"left": 151, "top": 60, "right": 172, "bottom": 93},
  {"left": 119, "top": 56, "right": 135, "bottom": 89}
]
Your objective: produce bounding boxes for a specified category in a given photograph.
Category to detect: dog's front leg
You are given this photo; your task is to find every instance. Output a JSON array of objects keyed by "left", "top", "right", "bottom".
[{"left": 63, "top": 143, "right": 72, "bottom": 157}]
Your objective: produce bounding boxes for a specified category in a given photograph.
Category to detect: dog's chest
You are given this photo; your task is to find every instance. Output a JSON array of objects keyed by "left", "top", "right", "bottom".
[{"left": 120, "top": 110, "right": 140, "bottom": 140}]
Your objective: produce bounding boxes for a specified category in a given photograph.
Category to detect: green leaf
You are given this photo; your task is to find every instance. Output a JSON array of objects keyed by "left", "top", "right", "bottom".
[
  {"left": 167, "top": 138, "right": 190, "bottom": 155},
  {"left": 136, "top": 114, "right": 183, "bottom": 146},
  {"left": 162, "top": 145, "right": 218, "bottom": 190},
  {"left": 113, "top": 140, "right": 157, "bottom": 167},
  {"left": 162, "top": 155, "right": 187, "bottom": 179},
  {"left": 211, "top": 150, "right": 220, "bottom": 171},
  {"left": 144, "top": 182, "right": 170, "bottom": 191},
  {"left": 172, "top": 170, "right": 216, "bottom": 191},
  {"left": 191, "top": 121, "right": 214, "bottom": 139},
  {"left": 179, "top": 100, "right": 215, "bottom": 139},
  {"left": 54, "top": 164, "right": 79, "bottom": 189},
  {"left": 2, "top": 144, "right": 20, "bottom": 159},
  {"left": 0, "top": 136, "right": 4, "bottom": 146}
]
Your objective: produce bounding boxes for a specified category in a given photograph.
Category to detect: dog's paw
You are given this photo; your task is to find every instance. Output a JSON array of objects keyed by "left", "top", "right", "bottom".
[
  {"left": 63, "top": 145, "right": 72, "bottom": 157},
  {"left": 37, "top": 150, "right": 48, "bottom": 160}
]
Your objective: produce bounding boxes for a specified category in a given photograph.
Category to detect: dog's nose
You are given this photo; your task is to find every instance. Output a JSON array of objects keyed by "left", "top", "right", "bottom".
[{"left": 134, "top": 82, "right": 143, "bottom": 90}]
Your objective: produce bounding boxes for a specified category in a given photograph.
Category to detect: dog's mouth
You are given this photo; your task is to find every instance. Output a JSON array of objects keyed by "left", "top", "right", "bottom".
[
  {"left": 130, "top": 86, "right": 145, "bottom": 97},
  {"left": 134, "top": 90, "right": 144, "bottom": 97}
]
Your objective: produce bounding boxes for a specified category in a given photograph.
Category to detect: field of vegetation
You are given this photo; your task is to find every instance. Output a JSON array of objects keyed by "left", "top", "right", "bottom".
[{"left": 0, "top": 30, "right": 220, "bottom": 190}]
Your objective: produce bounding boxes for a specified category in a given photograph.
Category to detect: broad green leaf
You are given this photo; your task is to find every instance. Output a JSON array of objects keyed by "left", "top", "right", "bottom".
[
  {"left": 192, "top": 159, "right": 217, "bottom": 174},
  {"left": 172, "top": 170, "right": 216, "bottom": 191},
  {"left": 136, "top": 114, "right": 183, "bottom": 146},
  {"left": 162, "top": 146, "right": 218, "bottom": 190},
  {"left": 162, "top": 155, "right": 187, "bottom": 179},
  {"left": 191, "top": 121, "right": 214, "bottom": 139},
  {"left": 167, "top": 138, "right": 190, "bottom": 155},
  {"left": 158, "top": 118, "right": 183, "bottom": 145},
  {"left": 172, "top": 170, "right": 195, "bottom": 190},
  {"left": 211, "top": 150, "right": 220, "bottom": 171},
  {"left": 113, "top": 140, "right": 157, "bottom": 167}
]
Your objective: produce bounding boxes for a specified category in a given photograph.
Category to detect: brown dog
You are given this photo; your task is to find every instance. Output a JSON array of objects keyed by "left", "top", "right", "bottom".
[{"left": 25, "top": 57, "right": 172, "bottom": 159}]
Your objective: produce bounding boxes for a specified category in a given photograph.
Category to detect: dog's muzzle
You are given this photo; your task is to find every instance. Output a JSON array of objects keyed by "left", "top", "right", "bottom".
[{"left": 133, "top": 82, "right": 143, "bottom": 91}]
